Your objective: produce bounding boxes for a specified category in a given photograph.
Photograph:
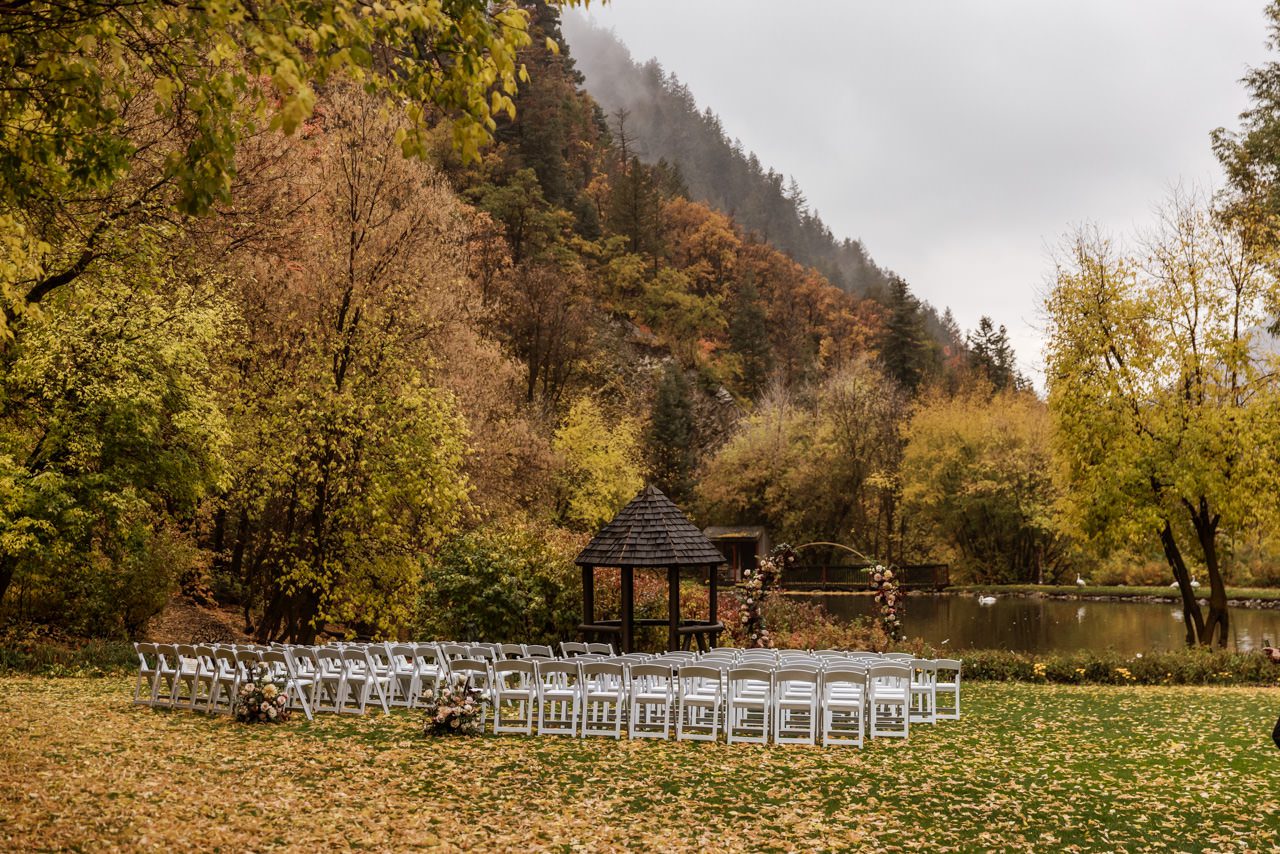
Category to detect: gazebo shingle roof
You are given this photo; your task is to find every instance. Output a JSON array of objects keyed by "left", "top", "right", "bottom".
[{"left": 575, "top": 484, "right": 726, "bottom": 568}]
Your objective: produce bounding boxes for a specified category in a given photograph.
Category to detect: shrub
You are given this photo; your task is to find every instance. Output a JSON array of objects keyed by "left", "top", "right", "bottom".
[
  {"left": 0, "top": 625, "right": 135, "bottom": 676},
  {"left": 716, "top": 589, "right": 889, "bottom": 652},
  {"left": 417, "top": 523, "right": 585, "bottom": 646},
  {"left": 961, "top": 647, "right": 1280, "bottom": 686}
]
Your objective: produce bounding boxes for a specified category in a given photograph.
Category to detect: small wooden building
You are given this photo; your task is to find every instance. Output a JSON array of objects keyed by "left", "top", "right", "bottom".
[
  {"left": 576, "top": 485, "right": 726, "bottom": 653},
  {"left": 703, "top": 526, "right": 770, "bottom": 583}
]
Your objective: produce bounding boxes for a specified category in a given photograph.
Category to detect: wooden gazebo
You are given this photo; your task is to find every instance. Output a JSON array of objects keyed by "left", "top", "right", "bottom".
[{"left": 575, "top": 484, "right": 727, "bottom": 653}]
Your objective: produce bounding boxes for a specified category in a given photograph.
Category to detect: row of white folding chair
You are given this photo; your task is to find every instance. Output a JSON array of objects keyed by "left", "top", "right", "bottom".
[
  {"left": 448, "top": 654, "right": 672, "bottom": 737},
  {"left": 136, "top": 643, "right": 249, "bottom": 712},
  {"left": 698, "top": 651, "right": 961, "bottom": 723},
  {"left": 466, "top": 656, "right": 903, "bottom": 746},
  {"left": 665, "top": 661, "right": 909, "bottom": 745},
  {"left": 132, "top": 643, "right": 310, "bottom": 719},
  {"left": 137, "top": 642, "right": 403, "bottom": 719}
]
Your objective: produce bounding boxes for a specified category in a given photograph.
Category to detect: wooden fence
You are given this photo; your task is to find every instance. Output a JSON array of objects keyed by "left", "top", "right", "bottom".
[{"left": 781, "top": 562, "right": 950, "bottom": 592}]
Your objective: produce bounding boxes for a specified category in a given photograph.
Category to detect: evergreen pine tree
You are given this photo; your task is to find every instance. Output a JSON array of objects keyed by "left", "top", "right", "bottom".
[
  {"left": 967, "top": 316, "right": 1018, "bottom": 390},
  {"left": 728, "top": 275, "right": 772, "bottom": 399},
  {"left": 646, "top": 362, "right": 696, "bottom": 503},
  {"left": 607, "top": 153, "right": 664, "bottom": 265},
  {"left": 879, "top": 276, "right": 929, "bottom": 393}
]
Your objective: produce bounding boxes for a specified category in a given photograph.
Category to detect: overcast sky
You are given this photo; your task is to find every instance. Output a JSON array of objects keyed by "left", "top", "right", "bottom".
[{"left": 570, "top": 1, "right": 1273, "bottom": 382}]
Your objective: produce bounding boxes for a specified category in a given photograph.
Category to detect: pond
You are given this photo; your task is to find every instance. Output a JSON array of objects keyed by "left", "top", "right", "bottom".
[{"left": 800, "top": 592, "right": 1280, "bottom": 655}]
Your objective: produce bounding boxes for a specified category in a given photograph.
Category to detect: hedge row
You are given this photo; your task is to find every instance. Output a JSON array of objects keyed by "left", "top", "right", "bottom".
[
  {"left": 0, "top": 633, "right": 136, "bottom": 677},
  {"left": 955, "top": 647, "right": 1280, "bottom": 686}
]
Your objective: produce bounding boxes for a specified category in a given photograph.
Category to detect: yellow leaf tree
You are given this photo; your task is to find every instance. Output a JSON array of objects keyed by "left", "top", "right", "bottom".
[{"left": 1045, "top": 192, "right": 1280, "bottom": 645}]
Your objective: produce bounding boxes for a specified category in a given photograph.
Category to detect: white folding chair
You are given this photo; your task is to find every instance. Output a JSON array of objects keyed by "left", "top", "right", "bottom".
[
  {"left": 498, "top": 643, "right": 527, "bottom": 660},
  {"left": 205, "top": 647, "right": 240, "bottom": 714},
  {"left": 312, "top": 648, "right": 345, "bottom": 714},
  {"left": 367, "top": 644, "right": 399, "bottom": 700},
  {"left": 261, "top": 649, "right": 314, "bottom": 721},
  {"left": 171, "top": 644, "right": 204, "bottom": 709},
  {"left": 492, "top": 660, "right": 537, "bottom": 735},
  {"left": 580, "top": 661, "right": 627, "bottom": 739},
  {"left": 821, "top": 665, "right": 867, "bottom": 747},
  {"left": 382, "top": 644, "right": 417, "bottom": 708},
  {"left": 411, "top": 644, "right": 443, "bottom": 705},
  {"left": 524, "top": 644, "right": 555, "bottom": 660},
  {"left": 676, "top": 664, "right": 725, "bottom": 742},
  {"left": 867, "top": 662, "right": 911, "bottom": 739},
  {"left": 909, "top": 659, "right": 938, "bottom": 725},
  {"left": 188, "top": 644, "right": 220, "bottom": 711},
  {"left": 934, "top": 659, "right": 962, "bottom": 720},
  {"left": 628, "top": 662, "right": 676, "bottom": 739},
  {"left": 559, "top": 641, "right": 589, "bottom": 658},
  {"left": 439, "top": 643, "right": 472, "bottom": 663},
  {"left": 466, "top": 644, "right": 498, "bottom": 663},
  {"left": 659, "top": 650, "right": 696, "bottom": 661},
  {"left": 535, "top": 661, "right": 581, "bottom": 736},
  {"left": 585, "top": 642, "right": 616, "bottom": 656},
  {"left": 150, "top": 644, "right": 182, "bottom": 707},
  {"left": 774, "top": 667, "right": 820, "bottom": 745},
  {"left": 338, "top": 648, "right": 391, "bottom": 715},
  {"left": 726, "top": 665, "right": 773, "bottom": 744},
  {"left": 132, "top": 643, "right": 160, "bottom": 706}
]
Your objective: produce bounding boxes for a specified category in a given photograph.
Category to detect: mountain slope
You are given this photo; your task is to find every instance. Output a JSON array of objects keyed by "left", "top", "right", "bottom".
[{"left": 562, "top": 15, "right": 893, "bottom": 299}]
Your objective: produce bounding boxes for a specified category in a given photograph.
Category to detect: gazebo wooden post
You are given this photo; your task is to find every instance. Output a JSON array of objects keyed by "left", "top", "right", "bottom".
[
  {"left": 581, "top": 564, "right": 595, "bottom": 641},
  {"left": 709, "top": 565, "right": 719, "bottom": 646},
  {"left": 620, "top": 565, "right": 635, "bottom": 654},
  {"left": 667, "top": 565, "right": 680, "bottom": 652}
]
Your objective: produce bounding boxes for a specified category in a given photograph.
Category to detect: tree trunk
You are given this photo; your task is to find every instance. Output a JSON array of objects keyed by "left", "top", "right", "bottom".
[
  {"left": 1188, "top": 497, "right": 1229, "bottom": 648},
  {"left": 1160, "top": 519, "right": 1205, "bottom": 645},
  {"left": 0, "top": 557, "right": 14, "bottom": 611}
]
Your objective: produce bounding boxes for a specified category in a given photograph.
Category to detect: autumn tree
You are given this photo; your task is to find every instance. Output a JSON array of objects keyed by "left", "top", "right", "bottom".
[
  {"left": 1213, "top": 1, "right": 1280, "bottom": 244},
  {"left": 0, "top": 243, "right": 231, "bottom": 634},
  {"left": 211, "top": 92, "right": 471, "bottom": 642},
  {"left": 552, "top": 398, "right": 643, "bottom": 531},
  {"left": 1046, "top": 194, "right": 1280, "bottom": 645},
  {"left": 0, "top": 0, "right": 582, "bottom": 335},
  {"left": 903, "top": 390, "right": 1069, "bottom": 584},
  {"left": 698, "top": 358, "right": 911, "bottom": 559}
]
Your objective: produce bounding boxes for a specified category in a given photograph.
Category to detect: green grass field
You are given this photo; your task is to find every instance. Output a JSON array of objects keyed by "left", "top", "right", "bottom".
[
  {"left": 948, "top": 583, "right": 1280, "bottom": 602},
  {"left": 2, "top": 678, "right": 1279, "bottom": 851}
]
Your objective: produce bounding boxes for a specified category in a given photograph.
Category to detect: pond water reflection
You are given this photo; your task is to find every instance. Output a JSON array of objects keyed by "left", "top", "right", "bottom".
[{"left": 801, "top": 593, "right": 1280, "bottom": 654}]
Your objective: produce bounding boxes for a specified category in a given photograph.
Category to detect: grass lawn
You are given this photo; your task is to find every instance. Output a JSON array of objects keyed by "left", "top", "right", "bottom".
[
  {"left": 2, "top": 678, "right": 1279, "bottom": 851},
  {"left": 948, "top": 583, "right": 1280, "bottom": 603}
]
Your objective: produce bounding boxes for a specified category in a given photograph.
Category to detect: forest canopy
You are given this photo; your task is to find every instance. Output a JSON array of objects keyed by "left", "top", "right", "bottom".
[{"left": 0, "top": 1, "right": 1131, "bottom": 645}]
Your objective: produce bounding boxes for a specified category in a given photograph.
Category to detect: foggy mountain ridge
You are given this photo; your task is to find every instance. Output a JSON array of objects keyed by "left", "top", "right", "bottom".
[
  {"left": 561, "top": 12, "right": 972, "bottom": 352},
  {"left": 561, "top": 13, "right": 894, "bottom": 299}
]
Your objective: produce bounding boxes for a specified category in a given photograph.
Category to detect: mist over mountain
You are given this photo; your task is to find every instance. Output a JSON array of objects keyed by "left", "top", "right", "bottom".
[{"left": 562, "top": 14, "right": 893, "bottom": 300}]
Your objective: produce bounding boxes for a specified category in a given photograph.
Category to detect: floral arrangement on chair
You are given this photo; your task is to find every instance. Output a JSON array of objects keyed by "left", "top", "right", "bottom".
[
  {"left": 871, "top": 564, "right": 903, "bottom": 643},
  {"left": 422, "top": 676, "right": 486, "bottom": 736},
  {"left": 235, "top": 665, "right": 291, "bottom": 724}
]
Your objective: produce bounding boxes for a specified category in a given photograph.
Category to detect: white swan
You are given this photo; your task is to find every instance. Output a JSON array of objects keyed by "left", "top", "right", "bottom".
[
  {"left": 978, "top": 595, "right": 998, "bottom": 606},
  {"left": 1075, "top": 574, "right": 1087, "bottom": 587},
  {"left": 1190, "top": 579, "right": 1201, "bottom": 588},
  {"left": 1169, "top": 581, "right": 1179, "bottom": 588}
]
